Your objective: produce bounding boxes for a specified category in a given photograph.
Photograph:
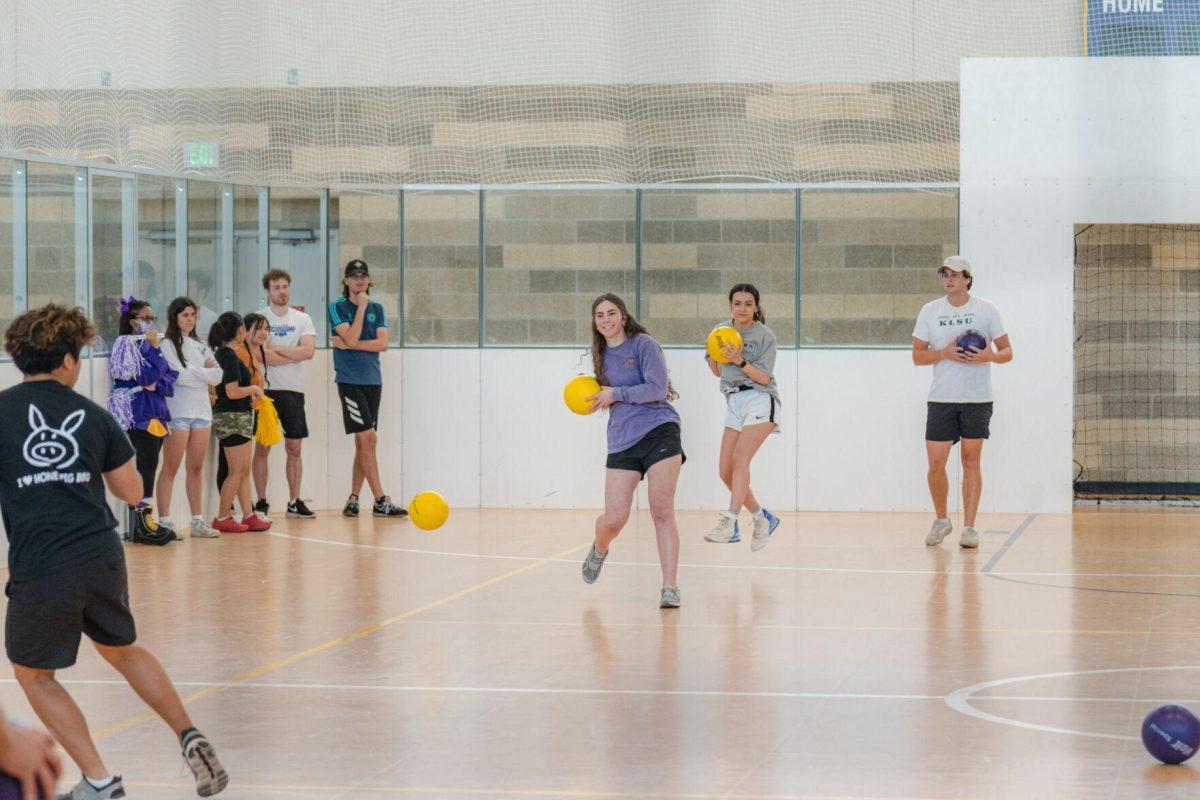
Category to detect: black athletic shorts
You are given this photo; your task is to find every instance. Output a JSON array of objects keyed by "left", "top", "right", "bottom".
[
  {"left": 606, "top": 422, "right": 686, "bottom": 478},
  {"left": 6, "top": 549, "right": 137, "bottom": 670},
  {"left": 338, "top": 383, "right": 382, "bottom": 435},
  {"left": 266, "top": 390, "right": 308, "bottom": 440},
  {"left": 926, "top": 402, "right": 993, "bottom": 444}
]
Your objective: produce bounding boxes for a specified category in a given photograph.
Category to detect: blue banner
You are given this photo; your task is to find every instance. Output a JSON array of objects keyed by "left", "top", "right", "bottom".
[{"left": 1087, "top": 0, "right": 1200, "bottom": 55}]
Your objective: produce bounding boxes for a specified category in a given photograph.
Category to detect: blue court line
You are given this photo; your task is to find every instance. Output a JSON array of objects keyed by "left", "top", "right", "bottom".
[{"left": 981, "top": 513, "right": 1037, "bottom": 574}]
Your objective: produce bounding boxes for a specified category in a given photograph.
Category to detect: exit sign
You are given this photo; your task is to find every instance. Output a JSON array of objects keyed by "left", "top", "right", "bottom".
[{"left": 185, "top": 142, "right": 220, "bottom": 168}]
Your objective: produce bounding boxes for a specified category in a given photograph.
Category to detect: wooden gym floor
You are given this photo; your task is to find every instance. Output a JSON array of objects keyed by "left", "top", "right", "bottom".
[{"left": 0, "top": 507, "right": 1198, "bottom": 799}]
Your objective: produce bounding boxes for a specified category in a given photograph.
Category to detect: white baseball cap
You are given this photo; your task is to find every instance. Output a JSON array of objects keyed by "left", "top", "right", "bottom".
[{"left": 940, "top": 255, "right": 972, "bottom": 274}]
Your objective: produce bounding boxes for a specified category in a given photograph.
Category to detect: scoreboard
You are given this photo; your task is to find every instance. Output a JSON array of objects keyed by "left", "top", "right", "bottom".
[{"left": 1087, "top": 0, "right": 1200, "bottom": 55}]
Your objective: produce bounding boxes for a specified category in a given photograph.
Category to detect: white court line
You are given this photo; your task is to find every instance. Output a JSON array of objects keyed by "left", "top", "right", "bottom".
[
  {"left": 945, "top": 665, "right": 1200, "bottom": 741},
  {"left": 264, "top": 531, "right": 1200, "bottom": 578},
  {"left": 3, "top": 677, "right": 1197, "bottom": 706}
]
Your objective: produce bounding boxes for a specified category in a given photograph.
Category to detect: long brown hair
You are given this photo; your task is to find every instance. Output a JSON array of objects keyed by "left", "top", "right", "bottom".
[
  {"left": 589, "top": 293, "right": 678, "bottom": 401},
  {"left": 164, "top": 296, "right": 198, "bottom": 367}
]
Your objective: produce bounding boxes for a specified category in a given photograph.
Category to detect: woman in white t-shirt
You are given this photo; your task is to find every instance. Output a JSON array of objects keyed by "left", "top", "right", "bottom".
[{"left": 157, "top": 297, "right": 224, "bottom": 539}]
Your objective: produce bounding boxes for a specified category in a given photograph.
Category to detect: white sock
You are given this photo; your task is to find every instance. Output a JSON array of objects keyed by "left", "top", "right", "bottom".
[
  {"left": 233, "top": 513, "right": 242, "bottom": 523},
  {"left": 752, "top": 508, "right": 765, "bottom": 519},
  {"left": 192, "top": 515, "right": 205, "bottom": 525},
  {"left": 722, "top": 510, "right": 737, "bottom": 519},
  {"left": 87, "top": 776, "right": 114, "bottom": 789}
]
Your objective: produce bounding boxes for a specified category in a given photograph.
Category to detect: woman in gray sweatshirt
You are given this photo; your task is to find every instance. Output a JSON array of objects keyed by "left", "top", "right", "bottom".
[{"left": 703, "top": 283, "right": 782, "bottom": 552}]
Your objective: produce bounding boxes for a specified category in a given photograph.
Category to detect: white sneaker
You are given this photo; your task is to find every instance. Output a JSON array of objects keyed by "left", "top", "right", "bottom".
[
  {"left": 925, "top": 517, "right": 952, "bottom": 546},
  {"left": 704, "top": 511, "right": 740, "bottom": 543},
  {"left": 960, "top": 526, "right": 979, "bottom": 549},
  {"left": 190, "top": 518, "right": 219, "bottom": 538},
  {"left": 750, "top": 509, "right": 780, "bottom": 552}
]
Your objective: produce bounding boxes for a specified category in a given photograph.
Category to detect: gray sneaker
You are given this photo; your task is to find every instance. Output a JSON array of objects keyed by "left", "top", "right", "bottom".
[
  {"left": 659, "top": 586, "right": 681, "bottom": 608},
  {"left": 960, "top": 526, "right": 980, "bottom": 549},
  {"left": 925, "top": 517, "right": 952, "bottom": 546},
  {"left": 58, "top": 777, "right": 126, "bottom": 799},
  {"left": 190, "top": 519, "right": 219, "bottom": 538},
  {"left": 183, "top": 730, "right": 229, "bottom": 796},
  {"left": 581, "top": 543, "right": 608, "bottom": 584}
]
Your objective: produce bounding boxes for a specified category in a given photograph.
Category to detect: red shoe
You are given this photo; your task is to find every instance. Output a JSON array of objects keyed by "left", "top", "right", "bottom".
[
  {"left": 243, "top": 513, "right": 272, "bottom": 532},
  {"left": 211, "top": 516, "right": 249, "bottom": 533}
]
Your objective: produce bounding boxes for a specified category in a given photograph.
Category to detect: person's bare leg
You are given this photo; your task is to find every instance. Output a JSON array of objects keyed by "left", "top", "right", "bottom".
[
  {"left": 252, "top": 442, "right": 271, "bottom": 502},
  {"left": 216, "top": 447, "right": 241, "bottom": 518},
  {"left": 646, "top": 456, "right": 683, "bottom": 587},
  {"left": 13, "top": 665, "right": 107, "bottom": 780},
  {"left": 925, "top": 440, "right": 953, "bottom": 519},
  {"left": 727, "top": 423, "right": 773, "bottom": 514},
  {"left": 155, "top": 430, "right": 187, "bottom": 519},
  {"left": 355, "top": 429, "right": 385, "bottom": 500},
  {"left": 93, "top": 644, "right": 193, "bottom": 738},
  {"left": 350, "top": 439, "right": 365, "bottom": 498},
  {"left": 594, "top": 469, "right": 639, "bottom": 554},
  {"left": 284, "top": 438, "right": 303, "bottom": 501},
  {"left": 223, "top": 443, "right": 252, "bottom": 516},
  {"left": 960, "top": 438, "right": 985, "bottom": 528},
  {"left": 718, "top": 428, "right": 760, "bottom": 512},
  {"left": 184, "top": 428, "right": 211, "bottom": 517}
]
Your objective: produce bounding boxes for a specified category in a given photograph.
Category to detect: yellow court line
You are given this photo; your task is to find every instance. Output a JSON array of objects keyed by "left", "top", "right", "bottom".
[
  {"left": 92, "top": 541, "right": 589, "bottom": 741},
  {"left": 123, "top": 780, "right": 967, "bottom": 800}
]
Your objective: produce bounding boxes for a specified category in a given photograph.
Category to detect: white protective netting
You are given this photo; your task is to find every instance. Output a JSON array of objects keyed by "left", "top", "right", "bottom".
[
  {"left": 1074, "top": 225, "right": 1200, "bottom": 499},
  {"left": 0, "top": 0, "right": 1085, "bottom": 185}
]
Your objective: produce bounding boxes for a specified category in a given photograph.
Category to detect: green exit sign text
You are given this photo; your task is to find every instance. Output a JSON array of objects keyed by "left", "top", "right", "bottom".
[{"left": 185, "top": 142, "right": 220, "bottom": 168}]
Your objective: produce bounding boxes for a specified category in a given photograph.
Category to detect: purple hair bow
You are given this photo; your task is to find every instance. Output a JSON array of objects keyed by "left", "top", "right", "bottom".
[{"left": 119, "top": 295, "right": 139, "bottom": 314}]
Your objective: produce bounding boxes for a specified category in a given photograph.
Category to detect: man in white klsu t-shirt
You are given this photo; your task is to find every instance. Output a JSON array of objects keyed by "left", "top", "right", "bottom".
[
  {"left": 911, "top": 256, "right": 1013, "bottom": 549},
  {"left": 252, "top": 269, "right": 317, "bottom": 519}
]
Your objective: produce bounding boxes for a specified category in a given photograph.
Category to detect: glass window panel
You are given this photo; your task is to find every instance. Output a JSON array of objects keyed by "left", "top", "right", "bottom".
[
  {"left": 187, "top": 181, "right": 222, "bottom": 338},
  {"left": 26, "top": 162, "right": 77, "bottom": 315},
  {"left": 403, "top": 190, "right": 478, "bottom": 346},
  {"left": 641, "top": 188, "right": 796, "bottom": 347},
  {"left": 269, "top": 187, "right": 325, "bottom": 341},
  {"left": 483, "top": 190, "right": 635, "bottom": 346},
  {"left": 136, "top": 175, "right": 175, "bottom": 316},
  {"left": 90, "top": 174, "right": 127, "bottom": 349},
  {"left": 0, "top": 159, "right": 13, "bottom": 343},
  {"left": 799, "top": 189, "right": 957, "bottom": 346},
  {"left": 232, "top": 186, "right": 262, "bottom": 314},
  {"left": 330, "top": 191, "right": 398, "bottom": 346}
]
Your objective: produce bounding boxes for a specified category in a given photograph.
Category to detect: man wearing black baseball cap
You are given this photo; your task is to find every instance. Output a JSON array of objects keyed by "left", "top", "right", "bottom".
[{"left": 328, "top": 259, "right": 407, "bottom": 518}]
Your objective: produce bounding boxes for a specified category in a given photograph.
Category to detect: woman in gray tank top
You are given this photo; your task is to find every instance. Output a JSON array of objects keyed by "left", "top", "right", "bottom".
[{"left": 703, "top": 284, "right": 782, "bottom": 552}]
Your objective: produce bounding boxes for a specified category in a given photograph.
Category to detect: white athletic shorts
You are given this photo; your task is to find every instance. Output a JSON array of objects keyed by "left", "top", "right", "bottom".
[{"left": 724, "top": 389, "right": 781, "bottom": 433}]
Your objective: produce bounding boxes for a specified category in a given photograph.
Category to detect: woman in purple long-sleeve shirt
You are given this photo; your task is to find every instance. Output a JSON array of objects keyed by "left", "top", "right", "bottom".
[{"left": 580, "top": 293, "right": 685, "bottom": 608}]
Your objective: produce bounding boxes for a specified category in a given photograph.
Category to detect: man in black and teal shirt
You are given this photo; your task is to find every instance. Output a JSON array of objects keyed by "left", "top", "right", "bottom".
[{"left": 329, "top": 259, "right": 407, "bottom": 518}]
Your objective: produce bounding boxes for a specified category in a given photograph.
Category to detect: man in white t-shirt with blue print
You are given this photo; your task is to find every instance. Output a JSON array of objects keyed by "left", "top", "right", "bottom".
[
  {"left": 252, "top": 268, "right": 317, "bottom": 520},
  {"left": 912, "top": 256, "right": 1013, "bottom": 549}
]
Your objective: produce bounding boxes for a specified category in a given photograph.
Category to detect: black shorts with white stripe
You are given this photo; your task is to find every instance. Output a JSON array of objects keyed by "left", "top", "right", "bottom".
[{"left": 337, "top": 383, "right": 383, "bottom": 434}]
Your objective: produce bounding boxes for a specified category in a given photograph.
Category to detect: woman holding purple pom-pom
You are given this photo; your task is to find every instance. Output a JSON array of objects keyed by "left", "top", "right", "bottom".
[{"left": 106, "top": 296, "right": 178, "bottom": 543}]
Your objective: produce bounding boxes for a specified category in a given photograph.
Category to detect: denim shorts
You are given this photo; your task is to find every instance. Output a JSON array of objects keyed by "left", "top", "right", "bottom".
[{"left": 168, "top": 417, "right": 212, "bottom": 431}]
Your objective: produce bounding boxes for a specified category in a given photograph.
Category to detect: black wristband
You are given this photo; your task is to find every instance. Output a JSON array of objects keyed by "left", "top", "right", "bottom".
[{"left": 737, "top": 359, "right": 748, "bottom": 368}]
